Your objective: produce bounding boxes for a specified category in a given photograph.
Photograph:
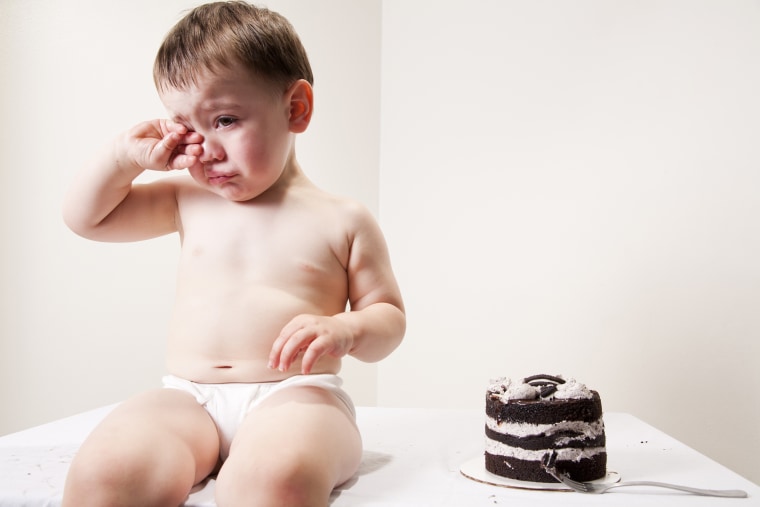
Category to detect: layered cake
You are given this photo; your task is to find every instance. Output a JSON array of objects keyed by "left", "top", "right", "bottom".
[{"left": 485, "top": 374, "right": 606, "bottom": 483}]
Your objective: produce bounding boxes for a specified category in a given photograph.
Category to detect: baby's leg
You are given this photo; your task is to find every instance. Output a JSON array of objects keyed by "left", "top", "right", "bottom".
[
  {"left": 215, "top": 385, "right": 362, "bottom": 507},
  {"left": 62, "top": 388, "right": 220, "bottom": 507}
]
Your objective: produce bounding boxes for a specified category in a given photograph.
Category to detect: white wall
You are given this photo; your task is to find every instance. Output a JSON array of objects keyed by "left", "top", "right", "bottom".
[
  {"left": 2, "top": 0, "right": 759, "bottom": 487},
  {"left": 378, "top": 0, "right": 760, "bottom": 484},
  {"left": 0, "top": 0, "right": 381, "bottom": 430}
]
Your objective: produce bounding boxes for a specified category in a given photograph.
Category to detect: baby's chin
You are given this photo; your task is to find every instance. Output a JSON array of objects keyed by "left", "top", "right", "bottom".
[
  {"left": 187, "top": 170, "right": 272, "bottom": 202},
  {"left": 210, "top": 181, "right": 266, "bottom": 202}
]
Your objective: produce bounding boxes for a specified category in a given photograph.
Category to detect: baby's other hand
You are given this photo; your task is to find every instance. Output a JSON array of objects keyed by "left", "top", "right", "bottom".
[
  {"left": 123, "top": 119, "right": 204, "bottom": 172},
  {"left": 269, "top": 315, "right": 354, "bottom": 375}
]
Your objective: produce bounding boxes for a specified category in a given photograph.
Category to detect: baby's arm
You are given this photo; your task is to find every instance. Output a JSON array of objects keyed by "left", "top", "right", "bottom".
[
  {"left": 269, "top": 204, "right": 406, "bottom": 374},
  {"left": 63, "top": 120, "right": 203, "bottom": 242}
]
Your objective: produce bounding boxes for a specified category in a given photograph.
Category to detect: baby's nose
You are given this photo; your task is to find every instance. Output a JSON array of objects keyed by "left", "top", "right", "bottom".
[{"left": 199, "top": 139, "right": 224, "bottom": 163}]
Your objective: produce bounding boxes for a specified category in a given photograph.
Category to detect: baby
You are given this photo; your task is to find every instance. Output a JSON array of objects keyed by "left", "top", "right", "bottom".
[{"left": 61, "top": 2, "right": 405, "bottom": 506}]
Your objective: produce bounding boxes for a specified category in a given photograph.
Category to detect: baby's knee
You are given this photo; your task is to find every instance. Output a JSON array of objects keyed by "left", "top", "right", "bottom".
[
  {"left": 64, "top": 449, "right": 134, "bottom": 506},
  {"left": 63, "top": 443, "right": 193, "bottom": 507},
  {"left": 215, "top": 454, "right": 333, "bottom": 507}
]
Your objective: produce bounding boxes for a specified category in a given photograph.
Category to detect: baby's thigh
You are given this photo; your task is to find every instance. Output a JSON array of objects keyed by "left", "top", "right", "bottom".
[
  {"left": 216, "top": 386, "right": 362, "bottom": 506},
  {"left": 63, "top": 389, "right": 219, "bottom": 506}
]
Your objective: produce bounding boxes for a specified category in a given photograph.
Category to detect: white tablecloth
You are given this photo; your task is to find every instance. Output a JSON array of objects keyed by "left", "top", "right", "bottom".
[{"left": 1, "top": 406, "right": 757, "bottom": 506}]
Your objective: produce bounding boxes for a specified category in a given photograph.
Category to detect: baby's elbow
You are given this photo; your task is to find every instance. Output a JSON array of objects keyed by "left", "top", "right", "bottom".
[
  {"left": 62, "top": 201, "right": 84, "bottom": 236},
  {"left": 390, "top": 296, "right": 406, "bottom": 332},
  {"left": 62, "top": 198, "right": 99, "bottom": 240},
  {"left": 387, "top": 302, "right": 407, "bottom": 346}
]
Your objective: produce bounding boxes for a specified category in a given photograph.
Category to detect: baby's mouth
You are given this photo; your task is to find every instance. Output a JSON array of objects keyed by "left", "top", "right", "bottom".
[{"left": 206, "top": 172, "right": 234, "bottom": 185}]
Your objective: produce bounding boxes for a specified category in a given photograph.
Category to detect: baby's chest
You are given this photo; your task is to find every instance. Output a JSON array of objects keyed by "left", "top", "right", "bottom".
[
  {"left": 178, "top": 198, "right": 351, "bottom": 281},
  {"left": 182, "top": 221, "right": 347, "bottom": 281}
]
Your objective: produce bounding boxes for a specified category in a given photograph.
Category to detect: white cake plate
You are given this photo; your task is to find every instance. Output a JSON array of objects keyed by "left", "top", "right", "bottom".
[{"left": 460, "top": 456, "right": 620, "bottom": 492}]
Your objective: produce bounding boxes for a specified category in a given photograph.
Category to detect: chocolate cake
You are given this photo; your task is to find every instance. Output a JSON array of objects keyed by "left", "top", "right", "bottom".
[{"left": 485, "top": 374, "right": 606, "bottom": 483}]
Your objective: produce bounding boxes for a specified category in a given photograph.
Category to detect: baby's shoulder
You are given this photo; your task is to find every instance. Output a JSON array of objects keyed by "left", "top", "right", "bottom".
[{"left": 306, "top": 188, "right": 376, "bottom": 225}]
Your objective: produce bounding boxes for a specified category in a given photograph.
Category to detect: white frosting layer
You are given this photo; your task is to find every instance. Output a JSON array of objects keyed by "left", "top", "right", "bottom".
[
  {"left": 488, "top": 377, "right": 538, "bottom": 401},
  {"left": 488, "top": 375, "right": 594, "bottom": 402},
  {"left": 554, "top": 378, "right": 593, "bottom": 400},
  {"left": 486, "top": 416, "right": 605, "bottom": 439},
  {"left": 485, "top": 437, "right": 605, "bottom": 462}
]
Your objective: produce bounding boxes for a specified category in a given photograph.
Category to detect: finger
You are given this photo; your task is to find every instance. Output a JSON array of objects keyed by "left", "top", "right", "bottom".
[
  {"left": 184, "top": 143, "right": 203, "bottom": 157},
  {"left": 166, "top": 154, "right": 197, "bottom": 171},
  {"left": 277, "top": 327, "right": 317, "bottom": 372},
  {"left": 269, "top": 322, "right": 302, "bottom": 370},
  {"left": 300, "top": 337, "right": 333, "bottom": 375},
  {"left": 155, "top": 131, "right": 180, "bottom": 154},
  {"left": 181, "top": 131, "right": 204, "bottom": 145},
  {"left": 166, "top": 120, "right": 187, "bottom": 135},
  {"left": 268, "top": 333, "right": 288, "bottom": 370},
  {"left": 270, "top": 315, "right": 307, "bottom": 366},
  {"left": 269, "top": 315, "right": 318, "bottom": 370},
  {"left": 164, "top": 120, "right": 203, "bottom": 146},
  {"left": 169, "top": 141, "right": 202, "bottom": 157},
  {"left": 276, "top": 335, "right": 307, "bottom": 372},
  {"left": 160, "top": 132, "right": 203, "bottom": 170}
]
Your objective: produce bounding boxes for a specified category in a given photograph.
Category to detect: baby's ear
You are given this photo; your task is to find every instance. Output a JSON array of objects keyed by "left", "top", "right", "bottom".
[{"left": 287, "top": 79, "right": 313, "bottom": 133}]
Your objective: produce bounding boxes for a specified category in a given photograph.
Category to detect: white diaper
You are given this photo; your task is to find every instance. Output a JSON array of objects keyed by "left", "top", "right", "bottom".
[{"left": 162, "top": 374, "right": 355, "bottom": 460}]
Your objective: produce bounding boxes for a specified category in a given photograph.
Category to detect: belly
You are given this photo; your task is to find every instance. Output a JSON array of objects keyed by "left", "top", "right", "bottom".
[
  {"left": 165, "top": 282, "right": 344, "bottom": 383},
  {"left": 166, "top": 355, "right": 342, "bottom": 383}
]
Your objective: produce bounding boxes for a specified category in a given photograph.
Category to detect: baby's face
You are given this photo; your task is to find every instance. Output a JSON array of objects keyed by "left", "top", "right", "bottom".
[{"left": 159, "top": 65, "right": 295, "bottom": 202}]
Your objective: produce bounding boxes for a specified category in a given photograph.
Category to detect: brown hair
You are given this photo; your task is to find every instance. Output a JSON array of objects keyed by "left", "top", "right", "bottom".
[{"left": 154, "top": 1, "right": 313, "bottom": 92}]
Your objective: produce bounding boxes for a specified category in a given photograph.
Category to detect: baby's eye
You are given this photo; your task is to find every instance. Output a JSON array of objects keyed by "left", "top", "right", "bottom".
[{"left": 216, "top": 116, "right": 236, "bottom": 128}]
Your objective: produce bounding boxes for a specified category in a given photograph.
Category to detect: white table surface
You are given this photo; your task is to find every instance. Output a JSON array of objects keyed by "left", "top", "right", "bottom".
[{"left": 1, "top": 406, "right": 758, "bottom": 506}]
